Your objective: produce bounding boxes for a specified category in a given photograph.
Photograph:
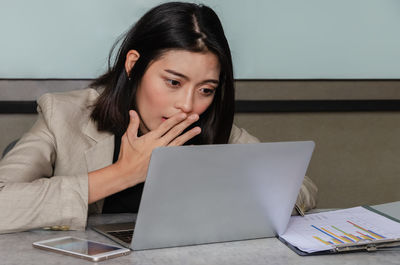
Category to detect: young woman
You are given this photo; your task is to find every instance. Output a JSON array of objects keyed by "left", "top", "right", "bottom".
[{"left": 0, "top": 2, "right": 317, "bottom": 233}]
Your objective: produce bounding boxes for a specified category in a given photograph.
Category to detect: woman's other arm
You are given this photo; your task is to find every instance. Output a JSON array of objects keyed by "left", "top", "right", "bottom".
[{"left": 0, "top": 96, "right": 88, "bottom": 234}]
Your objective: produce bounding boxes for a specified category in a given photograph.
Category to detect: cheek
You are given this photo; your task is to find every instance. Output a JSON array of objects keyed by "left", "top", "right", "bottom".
[
  {"left": 194, "top": 97, "right": 214, "bottom": 115},
  {"left": 140, "top": 81, "right": 169, "bottom": 108},
  {"left": 145, "top": 90, "right": 164, "bottom": 107}
]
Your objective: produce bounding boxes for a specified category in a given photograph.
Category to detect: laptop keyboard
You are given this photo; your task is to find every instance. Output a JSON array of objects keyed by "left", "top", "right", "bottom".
[{"left": 109, "top": 230, "right": 134, "bottom": 244}]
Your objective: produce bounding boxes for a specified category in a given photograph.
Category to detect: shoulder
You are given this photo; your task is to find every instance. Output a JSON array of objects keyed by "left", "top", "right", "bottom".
[
  {"left": 228, "top": 124, "right": 260, "bottom": 144},
  {"left": 36, "top": 88, "right": 100, "bottom": 127},
  {"left": 37, "top": 88, "right": 100, "bottom": 111}
]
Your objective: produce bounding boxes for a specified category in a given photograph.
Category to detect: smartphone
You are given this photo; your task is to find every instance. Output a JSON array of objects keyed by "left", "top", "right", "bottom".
[{"left": 33, "top": 236, "right": 131, "bottom": 262}]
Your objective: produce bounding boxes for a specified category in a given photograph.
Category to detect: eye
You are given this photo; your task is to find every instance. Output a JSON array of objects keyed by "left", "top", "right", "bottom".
[
  {"left": 200, "top": 88, "right": 215, "bottom": 96},
  {"left": 166, "top": 79, "right": 181, "bottom": 88}
]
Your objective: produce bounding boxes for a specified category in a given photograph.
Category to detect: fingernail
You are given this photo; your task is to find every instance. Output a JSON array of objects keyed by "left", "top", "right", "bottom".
[
  {"left": 179, "top": 113, "right": 187, "bottom": 119},
  {"left": 194, "top": 127, "right": 201, "bottom": 133},
  {"left": 129, "top": 110, "right": 135, "bottom": 118}
]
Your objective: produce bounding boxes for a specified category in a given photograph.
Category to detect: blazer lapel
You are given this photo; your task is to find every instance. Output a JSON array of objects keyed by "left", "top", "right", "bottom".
[{"left": 83, "top": 118, "right": 114, "bottom": 213}]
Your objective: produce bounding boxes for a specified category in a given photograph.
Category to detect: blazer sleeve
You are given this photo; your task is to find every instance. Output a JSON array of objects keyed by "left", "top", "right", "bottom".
[
  {"left": 0, "top": 97, "right": 88, "bottom": 234},
  {"left": 228, "top": 125, "right": 318, "bottom": 213}
]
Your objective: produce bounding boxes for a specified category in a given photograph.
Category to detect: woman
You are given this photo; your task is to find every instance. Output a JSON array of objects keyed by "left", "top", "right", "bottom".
[{"left": 0, "top": 2, "right": 317, "bottom": 233}]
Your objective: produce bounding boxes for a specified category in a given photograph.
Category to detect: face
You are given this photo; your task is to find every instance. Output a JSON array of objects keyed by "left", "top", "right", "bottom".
[{"left": 135, "top": 50, "right": 220, "bottom": 134}]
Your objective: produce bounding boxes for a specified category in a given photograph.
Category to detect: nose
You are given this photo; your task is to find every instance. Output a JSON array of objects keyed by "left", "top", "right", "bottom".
[{"left": 175, "top": 87, "right": 194, "bottom": 113}]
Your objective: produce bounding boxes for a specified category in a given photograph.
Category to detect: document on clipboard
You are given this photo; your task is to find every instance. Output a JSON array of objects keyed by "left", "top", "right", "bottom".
[{"left": 279, "top": 206, "right": 400, "bottom": 255}]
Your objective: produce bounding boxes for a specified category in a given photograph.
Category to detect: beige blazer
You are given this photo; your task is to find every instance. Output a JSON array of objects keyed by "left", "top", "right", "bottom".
[{"left": 0, "top": 89, "right": 317, "bottom": 234}]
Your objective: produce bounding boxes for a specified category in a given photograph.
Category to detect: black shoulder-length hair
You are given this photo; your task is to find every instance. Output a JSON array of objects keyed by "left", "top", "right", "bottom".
[{"left": 90, "top": 2, "right": 234, "bottom": 144}]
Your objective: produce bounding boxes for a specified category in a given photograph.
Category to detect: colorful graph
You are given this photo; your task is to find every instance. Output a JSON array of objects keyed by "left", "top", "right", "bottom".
[
  {"left": 311, "top": 220, "right": 386, "bottom": 245},
  {"left": 280, "top": 206, "right": 400, "bottom": 253}
]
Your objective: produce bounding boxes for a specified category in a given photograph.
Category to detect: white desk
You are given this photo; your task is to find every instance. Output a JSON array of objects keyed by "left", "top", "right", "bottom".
[{"left": 1, "top": 202, "right": 400, "bottom": 265}]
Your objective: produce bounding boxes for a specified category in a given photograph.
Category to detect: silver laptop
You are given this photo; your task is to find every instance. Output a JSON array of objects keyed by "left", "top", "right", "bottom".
[{"left": 92, "top": 141, "right": 315, "bottom": 250}]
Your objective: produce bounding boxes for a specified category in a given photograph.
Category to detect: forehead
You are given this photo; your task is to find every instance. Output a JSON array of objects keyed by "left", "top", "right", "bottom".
[{"left": 147, "top": 50, "right": 221, "bottom": 79}]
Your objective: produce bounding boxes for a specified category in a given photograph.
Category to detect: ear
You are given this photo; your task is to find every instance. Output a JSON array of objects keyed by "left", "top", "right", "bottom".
[{"left": 125, "top": 50, "right": 140, "bottom": 76}]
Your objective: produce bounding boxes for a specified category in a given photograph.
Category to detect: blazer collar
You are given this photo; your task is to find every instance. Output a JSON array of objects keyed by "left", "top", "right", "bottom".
[
  {"left": 83, "top": 117, "right": 114, "bottom": 171},
  {"left": 83, "top": 117, "right": 115, "bottom": 213}
]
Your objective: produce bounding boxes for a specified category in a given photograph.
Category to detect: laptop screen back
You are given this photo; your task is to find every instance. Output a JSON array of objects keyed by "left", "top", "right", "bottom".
[{"left": 132, "top": 141, "right": 315, "bottom": 250}]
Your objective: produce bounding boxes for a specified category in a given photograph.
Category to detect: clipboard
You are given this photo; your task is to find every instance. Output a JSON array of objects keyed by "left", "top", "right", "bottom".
[
  {"left": 279, "top": 206, "right": 400, "bottom": 256},
  {"left": 278, "top": 236, "right": 400, "bottom": 256}
]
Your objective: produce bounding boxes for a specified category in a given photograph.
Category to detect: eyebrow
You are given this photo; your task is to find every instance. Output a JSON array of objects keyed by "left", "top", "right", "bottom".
[{"left": 164, "top": 69, "right": 219, "bottom": 85}]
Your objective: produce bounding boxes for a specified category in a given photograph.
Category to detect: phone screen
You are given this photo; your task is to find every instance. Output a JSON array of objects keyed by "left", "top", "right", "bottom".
[{"left": 41, "top": 237, "right": 122, "bottom": 255}]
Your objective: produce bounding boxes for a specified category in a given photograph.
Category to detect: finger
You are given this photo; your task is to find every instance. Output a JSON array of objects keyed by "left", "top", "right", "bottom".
[
  {"left": 161, "top": 114, "right": 199, "bottom": 145},
  {"left": 118, "top": 133, "right": 128, "bottom": 159},
  {"left": 126, "top": 110, "right": 139, "bottom": 142},
  {"left": 168, "top": 126, "right": 201, "bottom": 146},
  {"left": 151, "top": 112, "right": 188, "bottom": 138}
]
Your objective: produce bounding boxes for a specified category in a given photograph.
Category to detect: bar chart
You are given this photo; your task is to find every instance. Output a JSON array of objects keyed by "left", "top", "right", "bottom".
[{"left": 311, "top": 220, "right": 386, "bottom": 246}]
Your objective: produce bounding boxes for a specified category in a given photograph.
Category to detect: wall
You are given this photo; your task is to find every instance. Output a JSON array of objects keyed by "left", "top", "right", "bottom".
[
  {"left": 1, "top": 1, "right": 400, "bottom": 209},
  {"left": 1, "top": 0, "right": 400, "bottom": 79},
  {"left": 1, "top": 80, "right": 400, "bottom": 208},
  {"left": 235, "top": 111, "right": 400, "bottom": 208}
]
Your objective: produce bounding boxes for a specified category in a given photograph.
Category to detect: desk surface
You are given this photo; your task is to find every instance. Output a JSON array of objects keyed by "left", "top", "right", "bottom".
[{"left": 2, "top": 202, "right": 400, "bottom": 265}]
